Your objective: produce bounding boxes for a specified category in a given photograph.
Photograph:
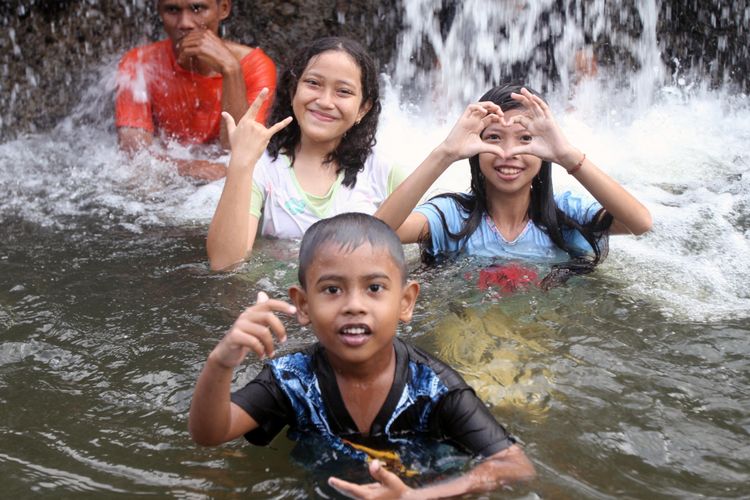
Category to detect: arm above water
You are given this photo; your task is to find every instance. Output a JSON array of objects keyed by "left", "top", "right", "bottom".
[
  {"left": 189, "top": 292, "right": 297, "bottom": 446},
  {"left": 328, "top": 445, "right": 535, "bottom": 499},
  {"left": 374, "top": 102, "right": 506, "bottom": 243},
  {"left": 206, "top": 90, "right": 293, "bottom": 271},
  {"left": 504, "top": 88, "right": 652, "bottom": 235}
]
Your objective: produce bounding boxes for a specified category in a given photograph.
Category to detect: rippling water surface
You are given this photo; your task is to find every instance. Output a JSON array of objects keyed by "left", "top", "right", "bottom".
[{"left": 1, "top": 210, "right": 747, "bottom": 497}]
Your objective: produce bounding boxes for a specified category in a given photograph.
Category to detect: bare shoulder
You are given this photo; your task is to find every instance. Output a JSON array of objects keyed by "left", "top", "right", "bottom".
[{"left": 225, "top": 40, "right": 255, "bottom": 61}]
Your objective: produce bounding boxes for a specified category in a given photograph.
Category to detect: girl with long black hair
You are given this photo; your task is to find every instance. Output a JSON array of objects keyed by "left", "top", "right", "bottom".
[{"left": 376, "top": 84, "right": 651, "bottom": 285}]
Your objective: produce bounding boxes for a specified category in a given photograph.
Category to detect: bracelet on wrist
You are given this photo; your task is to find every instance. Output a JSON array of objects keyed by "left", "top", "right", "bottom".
[{"left": 567, "top": 153, "right": 586, "bottom": 175}]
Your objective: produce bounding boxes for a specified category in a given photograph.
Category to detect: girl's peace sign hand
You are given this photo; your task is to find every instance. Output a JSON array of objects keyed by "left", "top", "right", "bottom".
[
  {"left": 502, "top": 88, "right": 581, "bottom": 168},
  {"left": 222, "top": 88, "right": 293, "bottom": 165},
  {"left": 441, "top": 102, "right": 507, "bottom": 162}
]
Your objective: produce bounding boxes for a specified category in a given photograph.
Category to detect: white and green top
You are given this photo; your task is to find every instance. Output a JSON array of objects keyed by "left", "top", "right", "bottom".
[{"left": 250, "top": 151, "right": 406, "bottom": 239}]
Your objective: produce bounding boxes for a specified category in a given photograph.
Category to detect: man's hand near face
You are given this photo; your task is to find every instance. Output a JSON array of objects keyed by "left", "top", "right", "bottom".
[{"left": 176, "top": 29, "right": 239, "bottom": 77}]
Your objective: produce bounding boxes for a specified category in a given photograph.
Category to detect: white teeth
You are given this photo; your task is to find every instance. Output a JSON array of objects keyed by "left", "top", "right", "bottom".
[
  {"left": 342, "top": 327, "right": 367, "bottom": 335},
  {"left": 498, "top": 167, "right": 521, "bottom": 175}
]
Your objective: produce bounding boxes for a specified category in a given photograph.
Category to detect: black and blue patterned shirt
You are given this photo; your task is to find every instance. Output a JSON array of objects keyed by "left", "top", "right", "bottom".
[{"left": 230, "top": 338, "right": 515, "bottom": 463}]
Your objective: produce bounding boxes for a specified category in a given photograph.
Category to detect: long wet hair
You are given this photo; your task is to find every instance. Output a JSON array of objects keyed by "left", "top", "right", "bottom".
[
  {"left": 266, "top": 37, "right": 381, "bottom": 188},
  {"left": 423, "top": 83, "right": 613, "bottom": 287}
]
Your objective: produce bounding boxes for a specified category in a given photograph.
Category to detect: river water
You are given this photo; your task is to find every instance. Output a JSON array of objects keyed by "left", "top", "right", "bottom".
[{"left": 1, "top": 1, "right": 749, "bottom": 498}]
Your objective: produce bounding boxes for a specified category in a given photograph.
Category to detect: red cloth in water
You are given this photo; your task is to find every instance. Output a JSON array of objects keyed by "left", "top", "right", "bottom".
[{"left": 466, "top": 263, "right": 539, "bottom": 294}]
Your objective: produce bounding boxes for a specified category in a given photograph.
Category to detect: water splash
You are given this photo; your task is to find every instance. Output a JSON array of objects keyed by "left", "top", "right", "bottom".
[{"left": 1, "top": 1, "right": 749, "bottom": 323}]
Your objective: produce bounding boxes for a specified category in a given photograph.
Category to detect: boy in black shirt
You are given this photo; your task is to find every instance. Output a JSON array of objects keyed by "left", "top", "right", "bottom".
[{"left": 189, "top": 213, "right": 535, "bottom": 497}]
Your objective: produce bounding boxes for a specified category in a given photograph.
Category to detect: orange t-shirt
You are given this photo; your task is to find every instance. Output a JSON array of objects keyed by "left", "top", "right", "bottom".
[{"left": 115, "top": 39, "right": 276, "bottom": 144}]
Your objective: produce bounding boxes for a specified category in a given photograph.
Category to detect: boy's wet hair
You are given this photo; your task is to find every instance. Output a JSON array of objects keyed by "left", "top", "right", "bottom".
[{"left": 298, "top": 213, "right": 407, "bottom": 287}]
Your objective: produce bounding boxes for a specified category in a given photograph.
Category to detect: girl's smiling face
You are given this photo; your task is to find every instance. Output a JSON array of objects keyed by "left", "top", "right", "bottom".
[
  {"left": 292, "top": 50, "right": 372, "bottom": 150},
  {"left": 478, "top": 108, "right": 542, "bottom": 196}
]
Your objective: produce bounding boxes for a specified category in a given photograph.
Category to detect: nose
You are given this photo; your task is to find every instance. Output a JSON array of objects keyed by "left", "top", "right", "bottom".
[
  {"left": 177, "top": 11, "right": 197, "bottom": 31},
  {"left": 507, "top": 137, "right": 521, "bottom": 158},
  {"left": 316, "top": 88, "right": 335, "bottom": 109},
  {"left": 342, "top": 291, "right": 366, "bottom": 316}
]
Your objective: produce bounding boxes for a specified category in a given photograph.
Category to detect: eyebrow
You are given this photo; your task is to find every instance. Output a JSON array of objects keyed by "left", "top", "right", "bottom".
[
  {"left": 315, "top": 272, "right": 392, "bottom": 284},
  {"left": 303, "top": 70, "right": 357, "bottom": 88}
]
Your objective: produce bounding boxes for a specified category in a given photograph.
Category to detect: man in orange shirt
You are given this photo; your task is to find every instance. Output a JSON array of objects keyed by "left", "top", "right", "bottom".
[{"left": 115, "top": 0, "right": 276, "bottom": 181}]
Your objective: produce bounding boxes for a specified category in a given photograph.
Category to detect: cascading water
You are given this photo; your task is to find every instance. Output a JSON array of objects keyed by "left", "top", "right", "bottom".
[
  {"left": 381, "top": 0, "right": 750, "bottom": 321},
  {"left": 1, "top": 1, "right": 749, "bottom": 497},
  {"left": 391, "top": 0, "right": 665, "bottom": 110}
]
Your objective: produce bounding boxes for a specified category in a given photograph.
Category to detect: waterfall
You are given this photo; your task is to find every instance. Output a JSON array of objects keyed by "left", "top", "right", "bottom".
[{"left": 376, "top": 0, "right": 750, "bottom": 321}]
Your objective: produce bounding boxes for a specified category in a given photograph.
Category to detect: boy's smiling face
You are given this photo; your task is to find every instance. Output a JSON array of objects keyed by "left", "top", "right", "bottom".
[{"left": 289, "top": 242, "right": 419, "bottom": 368}]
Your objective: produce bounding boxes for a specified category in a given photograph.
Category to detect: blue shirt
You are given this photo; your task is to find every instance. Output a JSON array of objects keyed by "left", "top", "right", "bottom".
[{"left": 415, "top": 191, "right": 603, "bottom": 262}]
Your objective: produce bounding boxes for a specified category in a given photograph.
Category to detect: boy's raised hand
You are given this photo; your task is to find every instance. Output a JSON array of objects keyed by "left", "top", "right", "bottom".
[
  {"left": 209, "top": 291, "right": 297, "bottom": 369},
  {"left": 441, "top": 102, "right": 506, "bottom": 162},
  {"left": 502, "top": 88, "right": 580, "bottom": 167},
  {"left": 222, "top": 90, "right": 293, "bottom": 164}
]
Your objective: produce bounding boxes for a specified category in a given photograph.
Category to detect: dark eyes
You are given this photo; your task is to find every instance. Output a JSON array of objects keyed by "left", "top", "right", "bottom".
[
  {"left": 301, "top": 79, "right": 355, "bottom": 96},
  {"left": 164, "top": 4, "right": 206, "bottom": 14},
  {"left": 321, "top": 284, "right": 383, "bottom": 294},
  {"left": 482, "top": 133, "right": 533, "bottom": 142}
]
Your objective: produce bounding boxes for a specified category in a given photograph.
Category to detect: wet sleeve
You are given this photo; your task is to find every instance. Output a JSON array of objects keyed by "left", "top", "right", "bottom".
[
  {"left": 414, "top": 196, "right": 464, "bottom": 255},
  {"left": 432, "top": 388, "right": 516, "bottom": 457},
  {"left": 556, "top": 191, "right": 602, "bottom": 225},
  {"left": 241, "top": 48, "right": 277, "bottom": 125},
  {"left": 114, "top": 49, "right": 154, "bottom": 133},
  {"left": 556, "top": 191, "right": 605, "bottom": 255},
  {"left": 230, "top": 365, "right": 294, "bottom": 445},
  {"left": 386, "top": 164, "right": 409, "bottom": 195},
  {"left": 249, "top": 180, "right": 264, "bottom": 219}
]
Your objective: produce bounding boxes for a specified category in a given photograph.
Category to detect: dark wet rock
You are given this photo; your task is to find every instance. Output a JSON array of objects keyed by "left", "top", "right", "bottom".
[{"left": 659, "top": 0, "right": 750, "bottom": 89}]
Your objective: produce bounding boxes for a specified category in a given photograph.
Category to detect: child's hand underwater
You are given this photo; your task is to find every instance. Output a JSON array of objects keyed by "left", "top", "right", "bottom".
[
  {"left": 328, "top": 459, "right": 413, "bottom": 499},
  {"left": 209, "top": 291, "right": 297, "bottom": 368}
]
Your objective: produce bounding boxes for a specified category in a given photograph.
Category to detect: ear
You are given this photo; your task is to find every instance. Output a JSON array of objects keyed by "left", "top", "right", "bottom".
[
  {"left": 356, "top": 99, "right": 373, "bottom": 124},
  {"left": 398, "top": 281, "right": 420, "bottom": 323},
  {"left": 218, "top": 0, "right": 232, "bottom": 22},
  {"left": 288, "top": 285, "right": 311, "bottom": 326}
]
